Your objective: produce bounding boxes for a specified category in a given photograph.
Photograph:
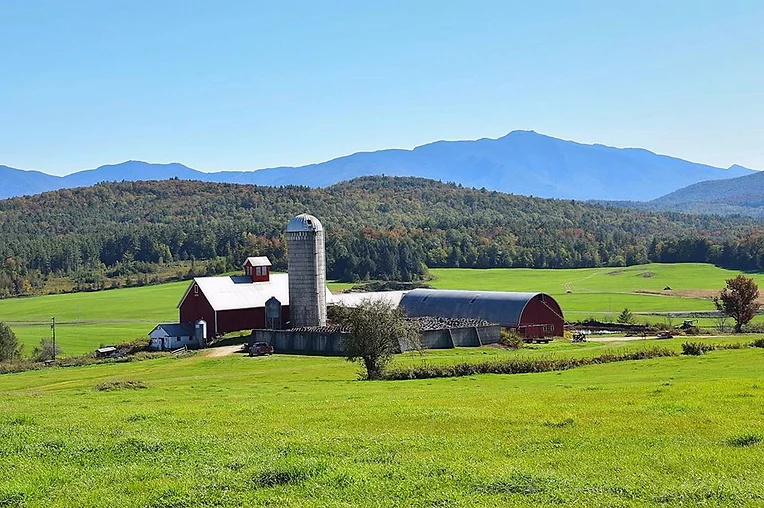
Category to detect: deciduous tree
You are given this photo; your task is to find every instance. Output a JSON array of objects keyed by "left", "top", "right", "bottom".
[
  {"left": 340, "top": 299, "right": 421, "bottom": 380},
  {"left": 714, "top": 275, "right": 760, "bottom": 333}
]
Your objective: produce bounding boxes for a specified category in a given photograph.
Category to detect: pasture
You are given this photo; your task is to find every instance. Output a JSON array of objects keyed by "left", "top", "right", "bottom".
[
  {"left": 0, "top": 263, "right": 759, "bottom": 355},
  {"left": 1, "top": 339, "right": 763, "bottom": 506}
]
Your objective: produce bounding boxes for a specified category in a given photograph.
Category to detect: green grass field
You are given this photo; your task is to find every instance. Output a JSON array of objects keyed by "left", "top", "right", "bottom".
[
  {"left": 1, "top": 339, "right": 763, "bottom": 507},
  {"left": 429, "top": 263, "right": 764, "bottom": 317},
  {"left": 0, "top": 263, "right": 760, "bottom": 356}
]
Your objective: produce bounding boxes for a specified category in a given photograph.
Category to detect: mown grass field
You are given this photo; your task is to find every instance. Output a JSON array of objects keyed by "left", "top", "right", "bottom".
[
  {"left": 430, "top": 263, "right": 764, "bottom": 321},
  {"left": 1, "top": 338, "right": 763, "bottom": 507},
  {"left": 0, "top": 263, "right": 761, "bottom": 355}
]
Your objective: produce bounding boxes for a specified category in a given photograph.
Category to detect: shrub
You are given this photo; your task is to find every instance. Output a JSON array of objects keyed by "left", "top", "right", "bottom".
[
  {"left": 381, "top": 347, "right": 676, "bottom": 380},
  {"left": 500, "top": 330, "right": 525, "bottom": 349},
  {"left": 727, "top": 433, "right": 762, "bottom": 447},
  {"left": 751, "top": 338, "right": 764, "bottom": 348},
  {"left": 741, "top": 323, "right": 764, "bottom": 334},
  {"left": 95, "top": 380, "right": 148, "bottom": 391},
  {"left": 681, "top": 342, "right": 715, "bottom": 356}
]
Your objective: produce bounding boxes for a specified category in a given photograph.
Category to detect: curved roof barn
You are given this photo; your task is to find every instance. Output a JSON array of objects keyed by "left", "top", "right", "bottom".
[{"left": 400, "top": 288, "right": 564, "bottom": 337}]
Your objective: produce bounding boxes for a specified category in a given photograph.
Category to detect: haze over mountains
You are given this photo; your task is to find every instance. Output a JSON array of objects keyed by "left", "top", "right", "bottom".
[{"left": 0, "top": 130, "right": 755, "bottom": 201}]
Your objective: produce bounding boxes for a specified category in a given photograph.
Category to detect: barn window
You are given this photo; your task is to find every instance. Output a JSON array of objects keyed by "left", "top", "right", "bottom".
[
  {"left": 194, "top": 285, "right": 199, "bottom": 296},
  {"left": 550, "top": 325, "right": 555, "bottom": 332},
  {"left": 256, "top": 266, "right": 262, "bottom": 276},
  {"left": 246, "top": 266, "right": 251, "bottom": 276}
]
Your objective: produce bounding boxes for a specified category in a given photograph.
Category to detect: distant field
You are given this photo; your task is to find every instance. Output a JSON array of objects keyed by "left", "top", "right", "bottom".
[
  {"left": 429, "top": 263, "right": 764, "bottom": 317},
  {"left": 1, "top": 263, "right": 761, "bottom": 356},
  {"left": 1, "top": 339, "right": 763, "bottom": 507}
]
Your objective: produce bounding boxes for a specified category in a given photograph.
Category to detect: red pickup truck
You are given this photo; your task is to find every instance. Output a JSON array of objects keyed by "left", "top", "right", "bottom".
[{"left": 249, "top": 342, "right": 274, "bottom": 356}]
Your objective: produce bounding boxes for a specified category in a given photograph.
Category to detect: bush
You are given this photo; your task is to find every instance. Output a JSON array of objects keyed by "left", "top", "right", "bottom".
[
  {"left": 381, "top": 347, "right": 676, "bottom": 380},
  {"left": 681, "top": 342, "right": 716, "bottom": 356},
  {"left": 742, "top": 323, "right": 764, "bottom": 334},
  {"left": 95, "top": 380, "right": 148, "bottom": 391},
  {"left": 499, "top": 330, "right": 524, "bottom": 349},
  {"left": 751, "top": 338, "right": 764, "bottom": 348},
  {"left": 727, "top": 434, "right": 762, "bottom": 447}
]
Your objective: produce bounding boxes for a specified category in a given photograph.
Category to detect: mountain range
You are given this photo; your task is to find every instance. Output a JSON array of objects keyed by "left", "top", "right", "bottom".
[
  {"left": 0, "top": 130, "right": 755, "bottom": 201},
  {"left": 612, "top": 167, "right": 764, "bottom": 218}
]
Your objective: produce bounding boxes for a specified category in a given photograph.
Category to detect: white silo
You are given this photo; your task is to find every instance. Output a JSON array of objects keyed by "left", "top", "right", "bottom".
[{"left": 286, "top": 213, "right": 327, "bottom": 327}]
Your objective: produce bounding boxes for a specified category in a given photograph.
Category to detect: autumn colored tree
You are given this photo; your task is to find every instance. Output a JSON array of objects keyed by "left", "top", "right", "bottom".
[{"left": 714, "top": 275, "right": 760, "bottom": 333}]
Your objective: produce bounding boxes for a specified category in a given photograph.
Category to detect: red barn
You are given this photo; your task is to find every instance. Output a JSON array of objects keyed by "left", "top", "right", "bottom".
[
  {"left": 399, "top": 289, "right": 564, "bottom": 338},
  {"left": 177, "top": 257, "right": 291, "bottom": 338}
]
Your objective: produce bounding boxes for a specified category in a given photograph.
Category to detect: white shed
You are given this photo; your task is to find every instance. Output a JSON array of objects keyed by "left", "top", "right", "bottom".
[{"left": 148, "top": 322, "right": 200, "bottom": 351}]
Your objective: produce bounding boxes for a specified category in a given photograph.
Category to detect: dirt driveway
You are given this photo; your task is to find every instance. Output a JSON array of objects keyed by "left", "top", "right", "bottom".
[{"left": 205, "top": 344, "right": 246, "bottom": 357}]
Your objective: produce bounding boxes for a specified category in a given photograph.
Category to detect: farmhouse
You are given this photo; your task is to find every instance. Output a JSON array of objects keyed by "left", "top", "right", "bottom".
[
  {"left": 399, "top": 289, "right": 564, "bottom": 338},
  {"left": 149, "top": 322, "right": 203, "bottom": 351}
]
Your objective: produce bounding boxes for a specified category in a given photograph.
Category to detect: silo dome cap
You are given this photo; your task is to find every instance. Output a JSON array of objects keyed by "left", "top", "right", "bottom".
[{"left": 287, "top": 213, "right": 323, "bottom": 232}]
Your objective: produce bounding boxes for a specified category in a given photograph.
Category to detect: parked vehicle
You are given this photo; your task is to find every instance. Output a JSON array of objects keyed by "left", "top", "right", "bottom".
[{"left": 249, "top": 341, "right": 274, "bottom": 356}]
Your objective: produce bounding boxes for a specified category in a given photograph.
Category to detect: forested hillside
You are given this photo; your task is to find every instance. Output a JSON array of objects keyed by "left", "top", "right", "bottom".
[{"left": 1, "top": 177, "right": 763, "bottom": 297}]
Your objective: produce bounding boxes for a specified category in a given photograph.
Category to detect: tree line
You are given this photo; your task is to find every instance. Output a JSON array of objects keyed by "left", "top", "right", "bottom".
[{"left": 1, "top": 176, "right": 764, "bottom": 297}]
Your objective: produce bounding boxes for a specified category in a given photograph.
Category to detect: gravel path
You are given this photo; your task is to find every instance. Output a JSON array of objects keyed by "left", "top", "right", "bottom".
[{"left": 205, "top": 344, "right": 246, "bottom": 357}]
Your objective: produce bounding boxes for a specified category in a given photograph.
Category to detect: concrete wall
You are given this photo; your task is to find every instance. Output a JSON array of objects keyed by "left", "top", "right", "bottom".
[
  {"left": 414, "top": 325, "right": 501, "bottom": 351},
  {"left": 286, "top": 229, "right": 327, "bottom": 327},
  {"left": 252, "top": 329, "right": 343, "bottom": 355},
  {"left": 252, "top": 324, "right": 500, "bottom": 355}
]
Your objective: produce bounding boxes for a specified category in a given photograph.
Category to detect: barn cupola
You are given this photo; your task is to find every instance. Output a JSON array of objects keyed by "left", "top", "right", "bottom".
[{"left": 243, "top": 256, "right": 272, "bottom": 282}]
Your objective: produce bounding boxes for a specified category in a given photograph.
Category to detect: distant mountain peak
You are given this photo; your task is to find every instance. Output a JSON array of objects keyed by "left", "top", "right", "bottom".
[
  {"left": 0, "top": 132, "right": 755, "bottom": 201},
  {"left": 728, "top": 164, "right": 757, "bottom": 172}
]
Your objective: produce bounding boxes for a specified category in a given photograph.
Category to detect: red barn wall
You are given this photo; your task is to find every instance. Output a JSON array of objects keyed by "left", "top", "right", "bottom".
[
  {"left": 518, "top": 295, "right": 564, "bottom": 337},
  {"left": 217, "top": 308, "right": 263, "bottom": 335},
  {"left": 179, "top": 282, "right": 293, "bottom": 337},
  {"left": 179, "top": 284, "right": 215, "bottom": 336}
]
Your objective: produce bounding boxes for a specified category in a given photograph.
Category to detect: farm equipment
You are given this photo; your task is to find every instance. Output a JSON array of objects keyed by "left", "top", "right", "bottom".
[
  {"left": 656, "top": 331, "right": 674, "bottom": 339},
  {"left": 249, "top": 342, "right": 274, "bottom": 356}
]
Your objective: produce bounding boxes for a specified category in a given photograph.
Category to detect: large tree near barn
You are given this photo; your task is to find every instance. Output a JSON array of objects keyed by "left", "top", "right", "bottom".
[
  {"left": 714, "top": 275, "right": 760, "bottom": 333},
  {"left": 340, "top": 299, "right": 421, "bottom": 380}
]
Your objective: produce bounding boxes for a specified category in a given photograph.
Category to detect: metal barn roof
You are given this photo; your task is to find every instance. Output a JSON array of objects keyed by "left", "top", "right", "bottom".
[
  {"left": 178, "top": 273, "right": 332, "bottom": 312},
  {"left": 243, "top": 256, "right": 272, "bottom": 267},
  {"left": 286, "top": 213, "right": 323, "bottom": 232},
  {"left": 399, "top": 288, "right": 547, "bottom": 326},
  {"left": 150, "top": 322, "right": 195, "bottom": 337}
]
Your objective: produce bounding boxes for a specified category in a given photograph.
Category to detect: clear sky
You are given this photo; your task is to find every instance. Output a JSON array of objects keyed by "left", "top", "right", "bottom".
[{"left": 1, "top": 0, "right": 762, "bottom": 176}]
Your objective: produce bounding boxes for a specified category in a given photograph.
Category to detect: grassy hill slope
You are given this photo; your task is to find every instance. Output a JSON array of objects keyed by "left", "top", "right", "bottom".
[{"left": 1, "top": 342, "right": 762, "bottom": 506}]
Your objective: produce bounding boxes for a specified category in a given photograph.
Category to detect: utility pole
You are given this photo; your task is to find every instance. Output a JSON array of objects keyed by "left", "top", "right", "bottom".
[{"left": 51, "top": 317, "right": 56, "bottom": 362}]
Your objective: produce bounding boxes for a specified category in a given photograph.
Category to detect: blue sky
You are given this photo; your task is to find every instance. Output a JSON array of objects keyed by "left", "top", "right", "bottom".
[{"left": 1, "top": 0, "right": 762, "bottom": 176}]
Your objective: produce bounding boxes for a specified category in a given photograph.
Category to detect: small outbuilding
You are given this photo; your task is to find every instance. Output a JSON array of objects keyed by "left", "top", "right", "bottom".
[
  {"left": 95, "top": 346, "right": 117, "bottom": 358},
  {"left": 149, "top": 322, "right": 200, "bottom": 351},
  {"left": 400, "top": 289, "right": 564, "bottom": 338}
]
